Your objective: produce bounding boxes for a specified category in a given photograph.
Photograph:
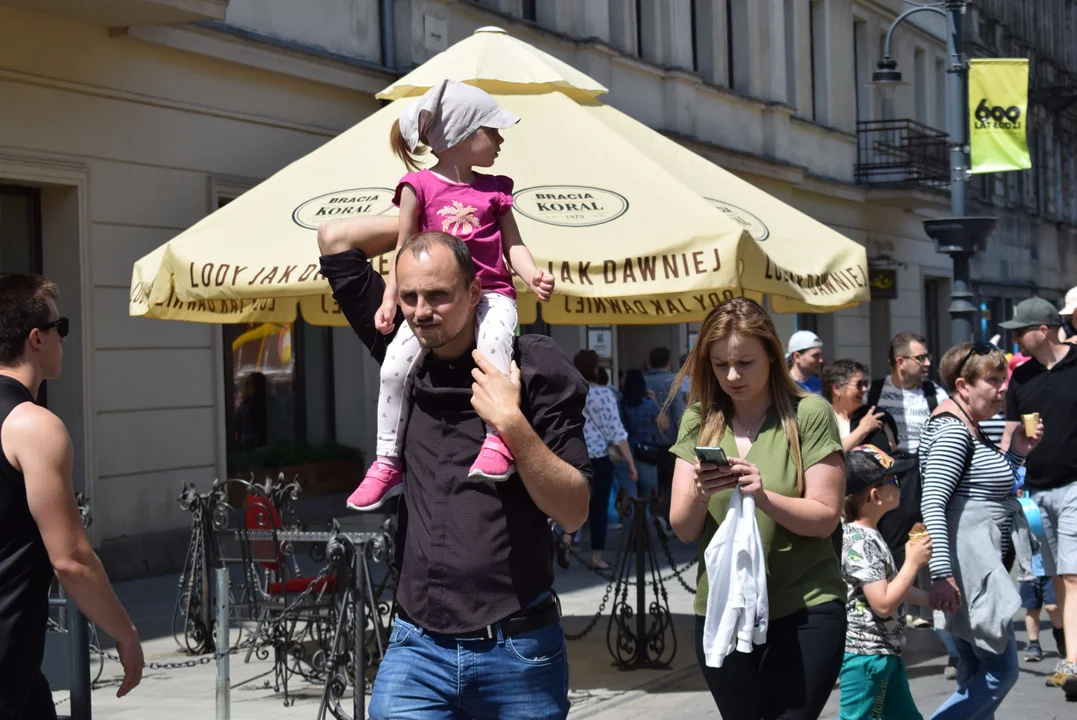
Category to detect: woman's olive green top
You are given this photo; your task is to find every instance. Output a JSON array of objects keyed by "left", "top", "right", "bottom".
[{"left": 671, "top": 395, "right": 846, "bottom": 620}]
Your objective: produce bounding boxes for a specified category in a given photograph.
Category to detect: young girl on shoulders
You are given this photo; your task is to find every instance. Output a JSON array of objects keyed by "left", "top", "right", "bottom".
[{"left": 336, "top": 79, "right": 555, "bottom": 511}]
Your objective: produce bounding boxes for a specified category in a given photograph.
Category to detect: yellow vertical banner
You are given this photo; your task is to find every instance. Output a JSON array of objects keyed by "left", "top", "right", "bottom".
[{"left": 969, "top": 58, "right": 1031, "bottom": 174}]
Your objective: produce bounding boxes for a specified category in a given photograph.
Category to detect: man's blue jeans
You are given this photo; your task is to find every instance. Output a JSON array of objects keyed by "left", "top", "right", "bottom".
[
  {"left": 369, "top": 616, "right": 570, "bottom": 719},
  {"left": 930, "top": 625, "right": 1019, "bottom": 720}
]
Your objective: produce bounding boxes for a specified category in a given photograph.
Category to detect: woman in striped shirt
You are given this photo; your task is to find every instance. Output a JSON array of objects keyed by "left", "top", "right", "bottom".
[{"left": 919, "top": 342, "right": 1043, "bottom": 720}]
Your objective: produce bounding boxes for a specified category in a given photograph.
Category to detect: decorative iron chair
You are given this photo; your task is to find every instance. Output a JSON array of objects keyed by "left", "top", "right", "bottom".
[
  {"left": 209, "top": 477, "right": 341, "bottom": 706},
  {"left": 172, "top": 473, "right": 305, "bottom": 656}
]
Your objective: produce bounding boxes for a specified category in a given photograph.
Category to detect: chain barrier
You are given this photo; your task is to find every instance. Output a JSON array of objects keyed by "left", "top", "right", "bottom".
[
  {"left": 653, "top": 516, "right": 698, "bottom": 595},
  {"left": 562, "top": 509, "right": 696, "bottom": 640},
  {"left": 562, "top": 514, "right": 698, "bottom": 591},
  {"left": 91, "top": 558, "right": 339, "bottom": 676},
  {"left": 564, "top": 542, "right": 623, "bottom": 642}
]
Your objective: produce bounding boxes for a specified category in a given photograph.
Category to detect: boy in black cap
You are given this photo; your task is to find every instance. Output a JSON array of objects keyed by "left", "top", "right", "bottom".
[{"left": 838, "top": 445, "right": 934, "bottom": 719}]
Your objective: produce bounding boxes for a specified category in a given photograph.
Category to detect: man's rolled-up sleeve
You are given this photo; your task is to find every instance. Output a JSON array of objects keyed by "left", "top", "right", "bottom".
[
  {"left": 319, "top": 249, "right": 403, "bottom": 365},
  {"left": 518, "top": 336, "right": 593, "bottom": 485}
]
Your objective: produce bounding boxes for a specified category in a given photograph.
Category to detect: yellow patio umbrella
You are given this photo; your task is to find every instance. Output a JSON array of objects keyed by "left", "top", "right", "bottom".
[
  {"left": 131, "top": 27, "right": 868, "bottom": 327},
  {"left": 376, "top": 24, "right": 606, "bottom": 102}
]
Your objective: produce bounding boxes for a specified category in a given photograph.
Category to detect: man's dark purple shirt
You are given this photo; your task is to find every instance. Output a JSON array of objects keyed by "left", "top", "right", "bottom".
[{"left": 320, "top": 249, "right": 592, "bottom": 634}]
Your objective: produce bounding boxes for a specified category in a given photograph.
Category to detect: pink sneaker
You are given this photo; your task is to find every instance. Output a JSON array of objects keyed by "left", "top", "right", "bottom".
[
  {"left": 346, "top": 461, "right": 403, "bottom": 511},
  {"left": 468, "top": 435, "right": 516, "bottom": 482}
]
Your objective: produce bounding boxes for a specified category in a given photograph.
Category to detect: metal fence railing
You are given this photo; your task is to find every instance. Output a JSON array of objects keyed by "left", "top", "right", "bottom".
[{"left": 855, "top": 119, "right": 949, "bottom": 190}]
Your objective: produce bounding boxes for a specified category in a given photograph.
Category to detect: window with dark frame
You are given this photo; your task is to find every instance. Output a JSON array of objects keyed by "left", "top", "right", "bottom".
[
  {"left": 0, "top": 185, "right": 45, "bottom": 405},
  {"left": 809, "top": 0, "right": 826, "bottom": 123},
  {"left": 217, "top": 196, "right": 341, "bottom": 475},
  {"left": 923, "top": 278, "right": 944, "bottom": 378},
  {"left": 726, "top": 0, "right": 736, "bottom": 89},
  {"left": 635, "top": 0, "right": 644, "bottom": 59},
  {"left": 690, "top": 0, "right": 698, "bottom": 73}
]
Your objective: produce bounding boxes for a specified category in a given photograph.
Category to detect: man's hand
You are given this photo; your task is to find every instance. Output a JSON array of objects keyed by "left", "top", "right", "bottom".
[
  {"left": 471, "top": 351, "right": 523, "bottom": 434},
  {"left": 528, "top": 270, "right": 555, "bottom": 302},
  {"left": 115, "top": 632, "right": 144, "bottom": 697}
]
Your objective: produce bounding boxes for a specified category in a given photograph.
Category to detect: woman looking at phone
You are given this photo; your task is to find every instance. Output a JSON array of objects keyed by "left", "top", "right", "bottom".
[{"left": 668, "top": 298, "right": 847, "bottom": 720}]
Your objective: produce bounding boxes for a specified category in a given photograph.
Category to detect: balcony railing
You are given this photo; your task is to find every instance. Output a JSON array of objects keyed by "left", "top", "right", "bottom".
[{"left": 855, "top": 119, "right": 949, "bottom": 191}]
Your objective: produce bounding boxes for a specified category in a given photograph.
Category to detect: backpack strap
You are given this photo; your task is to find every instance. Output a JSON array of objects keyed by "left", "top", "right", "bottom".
[
  {"left": 925, "top": 411, "right": 977, "bottom": 477},
  {"left": 866, "top": 377, "right": 885, "bottom": 410},
  {"left": 923, "top": 380, "right": 940, "bottom": 413}
]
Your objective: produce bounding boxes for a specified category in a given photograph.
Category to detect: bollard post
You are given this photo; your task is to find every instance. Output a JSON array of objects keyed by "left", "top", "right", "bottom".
[
  {"left": 214, "top": 566, "right": 230, "bottom": 720},
  {"left": 66, "top": 598, "right": 92, "bottom": 720}
]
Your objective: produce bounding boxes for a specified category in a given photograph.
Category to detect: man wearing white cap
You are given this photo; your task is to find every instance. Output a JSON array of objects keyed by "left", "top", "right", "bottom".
[
  {"left": 786, "top": 330, "right": 825, "bottom": 395},
  {"left": 1058, "top": 286, "right": 1077, "bottom": 344}
]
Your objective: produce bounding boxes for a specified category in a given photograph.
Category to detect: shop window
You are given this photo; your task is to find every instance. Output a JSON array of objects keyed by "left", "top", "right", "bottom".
[
  {"left": 214, "top": 195, "right": 358, "bottom": 490},
  {"left": 222, "top": 319, "right": 349, "bottom": 479}
]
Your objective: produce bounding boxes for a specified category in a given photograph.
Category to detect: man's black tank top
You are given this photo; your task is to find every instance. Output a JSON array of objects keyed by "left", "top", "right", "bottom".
[{"left": 0, "top": 375, "right": 53, "bottom": 682}]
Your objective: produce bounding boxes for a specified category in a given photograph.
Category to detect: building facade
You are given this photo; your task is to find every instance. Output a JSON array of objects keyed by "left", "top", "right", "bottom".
[{"left": 1, "top": 0, "right": 1073, "bottom": 577}]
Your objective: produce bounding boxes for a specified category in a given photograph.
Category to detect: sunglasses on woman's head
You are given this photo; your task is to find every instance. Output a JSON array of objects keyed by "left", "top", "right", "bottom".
[{"left": 955, "top": 341, "right": 996, "bottom": 376}]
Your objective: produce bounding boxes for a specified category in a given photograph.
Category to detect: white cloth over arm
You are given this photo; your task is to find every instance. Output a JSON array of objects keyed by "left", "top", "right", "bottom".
[{"left": 702, "top": 486, "right": 769, "bottom": 667}]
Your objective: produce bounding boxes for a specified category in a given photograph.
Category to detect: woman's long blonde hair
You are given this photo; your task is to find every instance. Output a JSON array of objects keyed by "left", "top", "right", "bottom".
[{"left": 667, "top": 298, "right": 810, "bottom": 494}]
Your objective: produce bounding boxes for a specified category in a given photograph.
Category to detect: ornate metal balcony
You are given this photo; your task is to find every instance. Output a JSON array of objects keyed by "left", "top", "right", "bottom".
[{"left": 855, "top": 119, "right": 949, "bottom": 191}]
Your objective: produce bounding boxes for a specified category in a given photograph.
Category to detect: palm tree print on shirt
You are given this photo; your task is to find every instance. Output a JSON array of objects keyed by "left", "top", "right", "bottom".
[{"left": 437, "top": 201, "right": 481, "bottom": 238}]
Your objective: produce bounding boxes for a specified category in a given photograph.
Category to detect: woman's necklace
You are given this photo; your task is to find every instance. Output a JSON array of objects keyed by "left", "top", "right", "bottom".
[{"left": 733, "top": 413, "right": 767, "bottom": 442}]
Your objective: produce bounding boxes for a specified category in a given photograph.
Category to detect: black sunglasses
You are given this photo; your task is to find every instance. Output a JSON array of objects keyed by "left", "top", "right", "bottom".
[
  {"left": 955, "top": 341, "right": 996, "bottom": 376},
  {"left": 38, "top": 317, "right": 69, "bottom": 338}
]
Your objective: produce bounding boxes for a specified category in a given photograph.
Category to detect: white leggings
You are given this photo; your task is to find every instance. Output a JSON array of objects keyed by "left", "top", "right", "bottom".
[{"left": 376, "top": 291, "right": 518, "bottom": 458}]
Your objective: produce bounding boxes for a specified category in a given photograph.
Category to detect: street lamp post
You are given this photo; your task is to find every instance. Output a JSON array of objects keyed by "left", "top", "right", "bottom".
[{"left": 873, "top": 0, "right": 998, "bottom": 346}]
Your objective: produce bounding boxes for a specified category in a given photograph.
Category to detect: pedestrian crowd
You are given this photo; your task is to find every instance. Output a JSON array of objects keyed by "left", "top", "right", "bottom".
[{"left": 2, "top": 77, "right": 1076, "bottom": 720}]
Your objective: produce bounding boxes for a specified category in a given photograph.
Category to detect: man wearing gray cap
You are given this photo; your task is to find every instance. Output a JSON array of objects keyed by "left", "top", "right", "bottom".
[
  {"left": 787, "top": 330, "right": 824, "bottom": 395},
  {"left": 1002, "top": 297, "right": 1077, "bottom": 696}
]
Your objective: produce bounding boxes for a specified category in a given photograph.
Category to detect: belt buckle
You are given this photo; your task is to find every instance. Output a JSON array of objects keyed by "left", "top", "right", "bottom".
[{"left": 484, "top": 622, "right": 496, "bottom": 640}]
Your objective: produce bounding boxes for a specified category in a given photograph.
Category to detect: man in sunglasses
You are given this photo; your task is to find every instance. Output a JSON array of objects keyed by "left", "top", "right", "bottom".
[
  {"left": 1002, "top": 296, "right": 1077, "bottom": 695},
  {"left": 0, "top": 274, "right": 144, "bottom": 718},
  {"left": 865, "top": 332, "right": 949, "bottom": 454}
]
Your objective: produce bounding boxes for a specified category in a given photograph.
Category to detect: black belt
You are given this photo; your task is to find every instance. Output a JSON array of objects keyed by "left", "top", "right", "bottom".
[{"left": 397, "top": 596, "right": 560, "bottom": 640}]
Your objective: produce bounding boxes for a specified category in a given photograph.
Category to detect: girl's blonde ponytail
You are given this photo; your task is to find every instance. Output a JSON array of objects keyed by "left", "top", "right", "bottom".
[{"left": 389, "top": 119, "right": 426, "bottom": 172}]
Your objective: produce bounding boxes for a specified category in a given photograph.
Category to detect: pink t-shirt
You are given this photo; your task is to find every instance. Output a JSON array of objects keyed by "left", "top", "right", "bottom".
[{"left": 393, "top": 169, "right": 516, "bottom": 300}]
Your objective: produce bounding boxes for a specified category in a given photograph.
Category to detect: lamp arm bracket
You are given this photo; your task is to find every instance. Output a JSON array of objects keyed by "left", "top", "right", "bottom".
[{"left": 882, "top": 5, "right": 948, "bottom": 60}]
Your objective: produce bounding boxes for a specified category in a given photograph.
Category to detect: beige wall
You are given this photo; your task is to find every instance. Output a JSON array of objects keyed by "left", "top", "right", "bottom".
[
  {"left": 0, "top": 6, "right": 379, "bottom": 576},
  {"left": 225, "top": 0, "right": 382, "bottom": 64}
]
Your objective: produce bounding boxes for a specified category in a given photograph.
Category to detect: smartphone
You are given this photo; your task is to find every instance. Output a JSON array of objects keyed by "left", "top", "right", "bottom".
[{"left": 695, "top": 446, "right": 730, "bottom": 467}]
